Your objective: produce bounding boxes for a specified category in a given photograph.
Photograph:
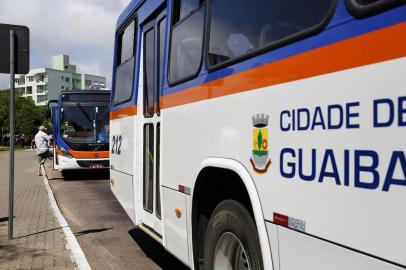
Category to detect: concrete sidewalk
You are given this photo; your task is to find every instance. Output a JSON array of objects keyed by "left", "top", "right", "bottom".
[{"left": 0, "top": 151, "right": 76, "bottom": 269}]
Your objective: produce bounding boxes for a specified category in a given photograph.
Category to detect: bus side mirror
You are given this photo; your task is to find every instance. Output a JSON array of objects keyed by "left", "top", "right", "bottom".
[{"left": 47, "top": 100, "right": 58, "bottom": 118}]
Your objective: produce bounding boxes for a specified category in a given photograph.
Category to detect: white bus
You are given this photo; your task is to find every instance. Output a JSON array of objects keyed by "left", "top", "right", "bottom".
[
  {"left": 49, "top": 90, "right": 110, "bottom": 172},
  {"left": 109, "top": 0, "right": 406, "bottom": 269}
]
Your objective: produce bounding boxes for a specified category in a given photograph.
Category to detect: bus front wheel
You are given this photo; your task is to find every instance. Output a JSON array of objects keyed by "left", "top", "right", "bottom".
[{"left": 203, "top": 200, "right": 263, "bottom": 270}]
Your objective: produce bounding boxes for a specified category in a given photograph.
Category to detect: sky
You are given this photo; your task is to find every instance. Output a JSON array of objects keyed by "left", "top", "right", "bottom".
[{"left": 0, "top": 0, "right": 131, "bottom": 90}]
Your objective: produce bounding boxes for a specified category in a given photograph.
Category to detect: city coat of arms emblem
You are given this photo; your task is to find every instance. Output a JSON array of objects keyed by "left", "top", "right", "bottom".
[{"left": 250, "top": 114, "right": 271, "bottom": 173}]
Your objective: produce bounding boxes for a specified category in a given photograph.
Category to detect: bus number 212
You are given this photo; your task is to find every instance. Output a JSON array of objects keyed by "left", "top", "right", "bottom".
[{"left": 111, "top": 135, "right": 122, "bottom": 155}]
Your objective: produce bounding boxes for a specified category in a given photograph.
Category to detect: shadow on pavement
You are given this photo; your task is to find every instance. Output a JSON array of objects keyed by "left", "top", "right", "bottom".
[
  {"left": 0, "top": 217, "right": 9, "bottom": 222},
  {"left": 15, "top": 227, "right": 63, "bottom": 239},
  {"left": 46, "top": 175, "right": 65, "bottom": 181},
  {"left": 75, "top": 227, "right": 112, "bottom": 236},
  {"left": 60, "top": 169, "right": 110, "bottom": 181},
  {"left": 45, "top": 173, "right": 64, "bottom": 181},
  {"left": 128, "top": 228, "right": 190, "bottom": 270}
]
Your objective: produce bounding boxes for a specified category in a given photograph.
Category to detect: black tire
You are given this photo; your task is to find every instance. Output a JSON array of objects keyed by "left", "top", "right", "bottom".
[
  {"left": 203, "top": 200, "right": 263, "bottom": 270},
  {"left": 61, "top": 170, "right": 70, "bottom": 180}
]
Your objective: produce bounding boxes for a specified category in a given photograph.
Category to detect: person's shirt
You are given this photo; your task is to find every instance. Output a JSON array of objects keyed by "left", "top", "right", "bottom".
[{"left": 34, "top": 131, "right": 51, "bottom": 154}]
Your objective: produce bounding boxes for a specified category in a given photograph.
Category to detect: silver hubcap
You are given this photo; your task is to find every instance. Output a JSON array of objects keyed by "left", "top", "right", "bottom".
[{"left": 213, "top": 232, "right": 251, "bottom": 270}]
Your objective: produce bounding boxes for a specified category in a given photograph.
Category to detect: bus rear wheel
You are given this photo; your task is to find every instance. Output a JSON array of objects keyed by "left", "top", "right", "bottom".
[{"left": 203, "top": 200, "right": 263, "bottom": 270}]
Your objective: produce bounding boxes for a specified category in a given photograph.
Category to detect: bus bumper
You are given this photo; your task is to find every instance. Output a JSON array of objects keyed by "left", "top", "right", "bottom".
[{"left": 57, "top": 155, "right": 110, "bottom": 171}]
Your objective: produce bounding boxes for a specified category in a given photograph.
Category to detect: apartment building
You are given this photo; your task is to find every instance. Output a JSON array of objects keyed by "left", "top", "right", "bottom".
[{"left": 14, "top": 55, "right": 106, "bottom": 106}]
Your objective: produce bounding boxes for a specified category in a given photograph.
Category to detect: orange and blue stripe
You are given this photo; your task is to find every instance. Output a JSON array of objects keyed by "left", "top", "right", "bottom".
[{"left": 110, "top": 1, "right": 405, "bottom": 119}]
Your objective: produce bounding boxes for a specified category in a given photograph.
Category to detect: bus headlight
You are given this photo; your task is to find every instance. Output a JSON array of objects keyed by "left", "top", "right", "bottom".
[
  {"left": 60, "top": 147, "right": 72, "bottom": 158},
  {"left": 62, "top": 151, "right": 73, "bottom": 158}
]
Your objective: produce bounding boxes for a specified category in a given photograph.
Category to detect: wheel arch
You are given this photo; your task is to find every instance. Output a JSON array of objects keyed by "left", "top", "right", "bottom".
[{"left": 191, "top": 157, "right": 273, "bottom": 270}]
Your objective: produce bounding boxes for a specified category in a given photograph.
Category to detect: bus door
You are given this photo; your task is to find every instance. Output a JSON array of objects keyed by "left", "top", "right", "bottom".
[
  {"left": 139, "top": 9, "right": 166, "bottom": 236},
  {"left": 51, "top": 105, "right": 59, "bottom": 170}
]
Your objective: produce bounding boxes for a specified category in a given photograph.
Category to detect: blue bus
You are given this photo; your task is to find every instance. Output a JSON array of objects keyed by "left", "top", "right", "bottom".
[{"left": 49, "top": 90, "right": 110, "bottom": 172}]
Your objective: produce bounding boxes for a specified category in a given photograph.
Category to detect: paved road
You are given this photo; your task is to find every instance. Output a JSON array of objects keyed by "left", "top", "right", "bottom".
[{"left": 45, "top": 163, "right": 189, "bottom": 270}]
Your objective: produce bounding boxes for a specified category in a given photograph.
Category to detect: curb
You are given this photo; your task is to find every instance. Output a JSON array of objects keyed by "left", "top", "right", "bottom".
[{"left": 41, "top": 167, "right": 92, "bottom": 270}]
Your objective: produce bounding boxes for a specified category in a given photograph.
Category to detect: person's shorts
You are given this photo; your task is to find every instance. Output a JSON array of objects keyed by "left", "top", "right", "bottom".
[{"left": 38, "top": 151, "right": 49, "bottom": 165}]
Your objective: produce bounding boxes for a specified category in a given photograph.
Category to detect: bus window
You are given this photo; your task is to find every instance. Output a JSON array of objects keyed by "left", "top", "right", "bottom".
[
  {"left": 118, "top": 20, "right": 135, "bottom": 65},
  {"left": 356, "top": 0, "right": 382, "bottom": 3},
  {"left": 168, "top": 2, "right": 205, "bottom": 85},
  {"left": 172, "top": 0, "right": 201, "bottom": 24},
  {"left": 144, "top": 28, "right": 155, "bottom": 117},
  {"left": 352, "top": 0, "right": 400, "bottom": 5},
  {"left": 207, "top": 0, "right": 334, "bottom": 68},
  {"left": 156, "top": 123, "right": 161, "bottom": 218},
  {"left": 114, "top": 20, "right": 136, "bottom": 105},
  {"left": 346, "top": 0, "right": 404, "bottom": 17},
  {"left": 60, "top": 105, "right": 109, "bottom": 144},
  {"left": 143, "top": 124, "right": 154, "bottom": 213},
  {"left": 157, "top": 18, "right": 166, "bottom": 115},
  {"left": 96, "top": 106, "right": 110, "bottom": 143}
]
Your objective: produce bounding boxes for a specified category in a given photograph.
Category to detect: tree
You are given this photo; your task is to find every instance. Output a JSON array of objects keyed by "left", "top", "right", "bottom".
[
  {"left": 0, "top": 90, "right": 10, "bottom": 145},
  {"left": 0, "top": 89, "right": 49, "bottom": 145},
  {"left": 16, "top": 97, "right": 42, "bottom": 137}
]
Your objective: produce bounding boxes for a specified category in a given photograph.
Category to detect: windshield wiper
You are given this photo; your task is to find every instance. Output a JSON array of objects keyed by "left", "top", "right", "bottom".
[{"left": 76, "top": 102, "right": 92, "bottom": 123}]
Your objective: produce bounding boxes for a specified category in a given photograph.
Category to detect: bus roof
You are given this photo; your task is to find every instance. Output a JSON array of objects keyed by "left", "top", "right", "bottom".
[
  {"left": 59, "top": 90, "right": 111, "bottom": 103},
  {"left": 59, "top": 90, "right": 110, "bottom": 96},
  {"left": 116, "top": 0, "right": 143, "bottom": 30}
]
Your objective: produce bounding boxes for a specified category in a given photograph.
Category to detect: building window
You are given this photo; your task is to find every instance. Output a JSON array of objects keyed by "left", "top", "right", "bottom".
[
  {"left": 207, "top": 0, "right": 334, "bottom": 68},
  {"left": 37, "top": 85, "right": 45, "bottom": 93},
  {"left": 36, "top": 74, "right": 45, "bottom": 83},
  {"left": 168, "top": 1, "right": 205, "bottom": 85},
  {"left": 26, "top": 86, "right": 33, "bottom": 94},
  {"left": 16, "top": 88, "right": 25, "bottom": 96},
  {"left": 27, "top": 76, "right": 34, "bottom": 82},
  {"left": 85, "top": 80, "right": 92, "bottom": 86},
  {"left": 37, "top": 95, "right": 48, "bottom": 104},
  {"left": 66, "top": 77, "right": 70, "bottom": 83},
  {"left": 61, "top": 76, "right": 64, "bottom": 80},
  {"left": 37, "top": 85, "right": 48, "bottom": 94},
  {"left": 61, "top": 86, "right": 64, "bottom": 90},
  {"left": 113, "top": 19, "right": 136, "bottom": 105},
  {"left": 15, "top": 77, "right": 25, "bottom": 85}
]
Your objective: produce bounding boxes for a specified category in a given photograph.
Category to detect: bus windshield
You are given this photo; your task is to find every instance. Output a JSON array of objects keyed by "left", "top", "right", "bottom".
[{"left": 60, "top": 104, "right": 109, "bottom": 145}]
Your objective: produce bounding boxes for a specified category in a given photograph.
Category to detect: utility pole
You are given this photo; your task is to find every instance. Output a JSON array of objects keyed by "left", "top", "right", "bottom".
[{"left": 8, "top": 30, "right": 15, "bottom": 240}]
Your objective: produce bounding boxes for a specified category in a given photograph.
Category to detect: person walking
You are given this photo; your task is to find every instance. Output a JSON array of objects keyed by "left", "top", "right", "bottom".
[{"left": 34, "top": 126, "right": 52, "bottom": 176}]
